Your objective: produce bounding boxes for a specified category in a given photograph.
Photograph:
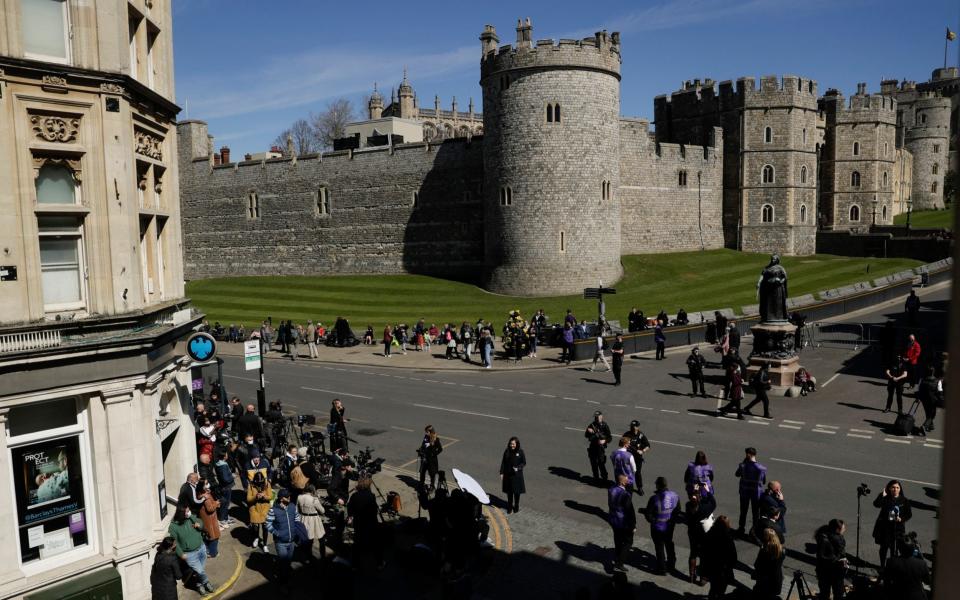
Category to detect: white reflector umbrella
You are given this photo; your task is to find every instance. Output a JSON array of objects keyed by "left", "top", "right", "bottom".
[{"left": 452, "top": 468, "right": 490, "bottom": 505}]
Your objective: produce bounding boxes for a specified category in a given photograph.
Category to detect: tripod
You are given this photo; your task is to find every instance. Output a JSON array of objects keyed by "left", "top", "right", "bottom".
[{"left": 785, "top": 570, "right": 813, "bottom": 600}]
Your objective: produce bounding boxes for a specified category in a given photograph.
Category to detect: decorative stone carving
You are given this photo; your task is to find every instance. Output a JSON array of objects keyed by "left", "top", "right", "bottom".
[
  {"left": 135, "top": 130, "right": 164, "bottom": 160},
  {"left": 100, "top": 83, "right": 124, "bottom": 94},
  {"left": 32, "top": 156, "right": 82, "bottom": 183},
  {"left": 31, "top": 115, "right": 80, "bottom": 143},
  {"left": 41, "top": 75, "right": 68, "bottom": 92}
]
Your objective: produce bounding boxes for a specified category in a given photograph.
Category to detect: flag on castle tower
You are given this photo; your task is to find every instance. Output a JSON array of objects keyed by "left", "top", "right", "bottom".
[{"left": 948, "top": 28, "right": 957, "bottom": 41}]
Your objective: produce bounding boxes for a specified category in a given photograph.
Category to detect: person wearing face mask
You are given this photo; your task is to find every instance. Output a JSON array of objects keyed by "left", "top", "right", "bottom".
[
  {"left": 247, "top": 472, "right": 273, "bottom": 552},
  {"left": 197, "top": 478, "right": 222, "bottom": 558},
  {"left": 167, "top": 505, "right": 215, "bottom": 594}
]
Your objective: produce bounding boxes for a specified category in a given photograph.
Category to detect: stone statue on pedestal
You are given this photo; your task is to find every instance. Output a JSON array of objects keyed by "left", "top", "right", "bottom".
[{"left": 757, "top": 254, "right": 788, "bottom": 323}]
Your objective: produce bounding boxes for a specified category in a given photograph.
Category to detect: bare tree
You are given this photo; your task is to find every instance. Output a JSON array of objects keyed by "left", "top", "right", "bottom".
[
  {"left": 272, "top": 118, "right": 318, "bottom": 156},
  {"left": 311, "top": 98, "right": 356, "bottom": 150}
]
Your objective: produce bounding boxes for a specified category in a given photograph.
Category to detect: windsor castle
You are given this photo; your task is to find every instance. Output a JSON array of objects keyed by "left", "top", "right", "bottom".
[{"left": 178, "top": 19, "right": 958, "bottom": 296}]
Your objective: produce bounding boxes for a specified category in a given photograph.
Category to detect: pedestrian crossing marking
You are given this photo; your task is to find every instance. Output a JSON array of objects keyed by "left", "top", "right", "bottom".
[{"left": 778, "top": 424, "right": 801, "bottom": 430}]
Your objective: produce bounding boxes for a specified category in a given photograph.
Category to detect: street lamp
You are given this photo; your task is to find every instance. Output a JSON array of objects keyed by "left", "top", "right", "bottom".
[{"left": 905, "top": 197, "right": 913, "bottom": 229}]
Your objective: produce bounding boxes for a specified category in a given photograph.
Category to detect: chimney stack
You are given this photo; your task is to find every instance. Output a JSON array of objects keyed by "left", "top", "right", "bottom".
[{"left": 220, "top": 146, "right": 231, "bottom": 163}]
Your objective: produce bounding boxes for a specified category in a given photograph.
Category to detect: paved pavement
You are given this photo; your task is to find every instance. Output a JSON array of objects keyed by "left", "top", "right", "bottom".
[{"left": 204, "top": 282, "right": 948, "bottom": 599}]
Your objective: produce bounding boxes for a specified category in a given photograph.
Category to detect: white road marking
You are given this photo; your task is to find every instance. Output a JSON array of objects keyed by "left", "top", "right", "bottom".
[
  {"left": 925, "top": 438, "right": 943, "bottom": 443},
  {"left": 815, "top": 424, "right": 839, "bottom": 429},
  {"left": 541, "top": 394, "right": 556, "bottom": 398},
  {"left": 820, "top": 373, "right": 841, "bottom": 388},
  {"left": 461, "top": 384, "right": 474, "bottom": 387},
  {"left": 778, "top": 424, "right": 802, "bottom": 430},
  {"left": 586, "top": 400, "right": 600, "bottom": 405},
  {"left": 770, "top": 457, "right": 940, "bottom": 488},
  {"left": 390, "top": 425, "right": 415, "bottom": 432},
  {"left": 782, "top": 420, "right": 806, "bottom": 425},
  {"left": 636, "top": 406, "right": 654, "bottom": 410},
  {"left": 335, "top": 368, "right": 347, "bottom": 372},
  {"left": 393, "top": 375, "right": 406, "bottom": 379},
  {"left": 479, "top": 386, "right": 494, "bottom": 390},
  {"left": 564, "top": 397, "right": 579, "bottom": 401},
  {"left": 610, "top": 404, "right": 626, "bottom": 408},
  {"left": 443, "top": 382, "right": 456, "bottom": 385},
  {"left": 300, "top": 387, "right": 372, "bottom": 400},
  {"left": 499, "top": 388, "right": 514, "bottom": 393},
  {"left": 749, "top": 420, "right": 770, "bottom": 425},
  {"left": 924, "top": 444, "right": 943, "bottom": 449},
  {"left": 688, "top": 412, "right": 711, "bottom": 417},
  {"left": 224, "top": 374, "right": 265, "bottom": 383},
  {"left": 847, "top": 434, "right": 873, "bottom": 439},
  {"left": 661, "top": 409, "right": 680, "bottom": 414},
  {"left": 849, "top": 428, "right": 874, "bottom": 434},
  {"left": 519, "top": 391, "right": 534, "bottom": 395},
  {"left": 409, "top": 377, "right": 423, "bottom": 381},
  {"left": 412, "top": 403, "right": 510, "bottom": 420},
  {"left": 884, "top": 438, "right": 911, "bottom": 444},
  {"left": 812, "top": 429, "right": 837, "bottom": 435},
  {"left": 425, "top": 379, "right": 439, "bottom": 383},
  {"left": 649, "top": 439, "right": 695, "bottom": 449},
  {"left": 564, "top": 427, "right": 582, "bottom": 432}
]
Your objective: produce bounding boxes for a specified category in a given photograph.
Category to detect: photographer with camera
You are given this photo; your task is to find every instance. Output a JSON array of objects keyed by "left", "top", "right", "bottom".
[
  {"left": 873, "top": 480, "right": 913, "bottom": 568},
  {"left": 815, "top": 518, "right": 848, "bottom": 600},
  {"left": 418, "top": 425, "right": 443, "bottom": 491},
  {"left": 882, "top": 531, "right": 930, "bottom": 600}
]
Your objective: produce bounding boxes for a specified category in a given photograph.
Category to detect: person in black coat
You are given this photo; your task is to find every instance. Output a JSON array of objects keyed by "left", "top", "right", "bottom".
[
  {"left": 418, "top": 425, "right": 443, "bottom": 490},
  {"left": 873, "top": 480, "right": 913, "bottom": 568},
  {"left": 150, "top": 536, "right": 182, "bottom": 600},
  {"left": 882, "top": 532, "right": 931, "bottom": 600},
  {"left": 685, "top": 488, "right": 716, "bottom": 585},
  {"left": 753, "top": 527, "right": 785, "bottom": 600},
  {"left": 816, "top": 519, "right": 848, "bottom": 600},
  {"left": 743, "top": 362, "right": 772, "bottom": 418},
  {"left": 701, "top": 515, "right": 737, "bottom": 600},
  {"left": 330, "top": 398, "right": 349, "bottom": 452},
  {"left": 499, "top": 436, "right": 526, "bottom": 513}
]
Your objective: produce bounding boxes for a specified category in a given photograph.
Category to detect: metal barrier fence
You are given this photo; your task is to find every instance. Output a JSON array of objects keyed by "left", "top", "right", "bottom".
[{"left": 811, "top": 322, "right": 865, "bottom": 350}]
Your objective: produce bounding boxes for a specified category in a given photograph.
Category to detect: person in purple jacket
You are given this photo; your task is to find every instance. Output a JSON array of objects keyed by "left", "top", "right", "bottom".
[
  {"left": 608, "top": 474, "right": 636, "bottom": 572},
  {"left": 735, "top": 447, "right": 767, "bottom": 536},
  {"left": 645, "top": 476, "right": 680, "bottom": 574},
  {"left": 684, "top": 450, "right": 715, "bottom": 498},
  {"left": 561, "top": 321, "right": 575, "bottom": 365}
]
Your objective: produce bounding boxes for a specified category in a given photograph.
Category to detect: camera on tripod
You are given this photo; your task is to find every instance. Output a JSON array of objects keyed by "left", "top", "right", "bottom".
[
  {"left": 297, "top": 414, "right": 316, "bottom": 427},
  {"left": 354, "top": 446, "right": 384, "bottom": 476},
  {"left": 857, "top": 483, "right": 871, "bottom": 497}
]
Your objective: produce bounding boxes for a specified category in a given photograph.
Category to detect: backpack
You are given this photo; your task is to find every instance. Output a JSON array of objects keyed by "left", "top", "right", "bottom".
[
  {"left": 290, "top": 465, "right": 308, "bottom": 491},
  {"left": 293, "top": 520, "right": 310, "bottom": 545}
]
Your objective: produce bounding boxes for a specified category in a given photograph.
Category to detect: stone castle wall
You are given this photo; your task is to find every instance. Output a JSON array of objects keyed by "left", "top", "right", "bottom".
[
  {"left": 178, "top": 121, "right": 484, "bottom": 279},
  {"left": 618, "top": 119, "right": 725, "bottom": 253}
]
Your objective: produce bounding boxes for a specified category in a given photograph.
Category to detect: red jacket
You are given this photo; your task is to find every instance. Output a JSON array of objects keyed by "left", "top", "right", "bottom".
[{"left": 905, "top": 341, "right": 921, "bottom": 365}]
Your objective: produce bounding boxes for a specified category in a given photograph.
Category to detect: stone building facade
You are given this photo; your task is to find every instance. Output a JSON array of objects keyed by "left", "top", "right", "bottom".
[
  {"left": 819, "top": 84, "right": 898, "bottom": 230},
  {"left": 178, "top": 20, "right": 725, "bottom": 296},
  {"left": 880, "top": 67, "right": 958, "bottom": 210},
  {"left": 655, "top": 75, "right": 821, "bottom": 255},
  {"left": 0, "top": 1, "right": 200, "bottom": 598},
  {"left": 380, "top": 71, "right": 484, "bottom": 142},
  {"left": 892, "top": 147, "right": 914, "bottom": 216}
]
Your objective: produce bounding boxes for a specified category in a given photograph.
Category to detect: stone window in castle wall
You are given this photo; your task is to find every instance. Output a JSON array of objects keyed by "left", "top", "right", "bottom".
[
  {"left": 932, "top": 164, "right": 938, "bottom": 175},
  {"left": 882, "top": 205, "right": 888, "bottom": 221},
  {"left": 761, "top": 165, "right": 775, "bottom": 184},
  {"left": 560, "top": 230, "right": 565, "bottom": 253},
  {"left": 800, "top": 166, "right": 807, "bottom": 184},
  {"left": 499, "top": 186, "right": 512, "bottom": 206},
  {"left": 761, "top": 204, "right": 774, "bottom": 223},
  {"left": 931, "top": 182, "right": 938, "bottom": 193},
  {"left": 800, "top": 204, "right": 807, "bottom": 223},
  {"left": 678, "top": 171, "right": 687, "bottom": 187},
  {"left": 546, "top": 103, "right": 561, "bottom": 123},
  {"left": 247, "top": 192, "right": 260, "bottom": 219},
  {"left": 850, "top": 171, "right": 861, "bottom": 188},
  {"left": 882, "top": 172, "right": 888, "bottom": 187},
  {"left": 849, "top": 205, "right": 860, "bottom": 222},
  {"left": 933, "top": 144, "right": 940, "bottom": 153},
  {"left": 412, "top": 191, "right": 420, "bottom": 207},
  {"left": 764, "top": 127, "right": 772, "bottom": 144},
  {"left": 852, "top": 142, "right": 860, "bottom": 156},
  {"left": 317, "top": 188, "right": 330, "bottom": 216}
]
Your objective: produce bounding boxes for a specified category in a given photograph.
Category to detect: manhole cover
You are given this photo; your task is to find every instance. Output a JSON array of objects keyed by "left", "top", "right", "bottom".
[{"left": 355, "top": 428, "right": 388, "bottom": 436}]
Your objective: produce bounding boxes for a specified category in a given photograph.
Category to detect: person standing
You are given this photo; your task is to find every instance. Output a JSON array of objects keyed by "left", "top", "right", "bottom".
[
  {"left": 608, "top": 474, "right": 636, "bottom": 572},
  {"left": 527, "top": 325, "right": 538, "bottom": 359},
  {"left": 727, "top": 321, "right": 741, "bottom": 353},
  {"left": 645, "top": 477, "right": 680, "bottom": 574},
  {"left": 330, "top": 398, "right": 349, "bottom": 452},
  {"left": 654, "top": 322, "right": 666, "bottom": 360},
  {"left": 382, "top": 324, "right": 393, "bottom": 358},
  {"left": 685, "top": 488, "right": 717, "bottom": 586},
  {"left": 916, "top": 366, "right": 940, "bottom": 432},
  {"left": 265, "top": 489, "right": 299, "bottom": 584},
  {"left": 882, "top": 532, "right": 931, "bottom": 600},
  {"left": 903, "top": 334, "right": 921, "bottom": 387},
  {"left": 686, "top": 347, "right": 707, "bottom": 397},
  {"left": 419, "top": 425, "right": 443, "bottom": 491},
  {"left": 561, "top": 322, "right": 575, "bottom": 365},
  {"left": 481, "top": 329, "right": 494, "bottom": 369},
  {"left": 348, "top": 476, "right": 384, "bottom": 570},
  {"left": 815, "top": 518, "right": 848, "bottom": 600},
  {"left": 214, "top": 449, "right": 235, "bottom": 527},
  {"left": 150, "top": 537, "right": 183, "bottom": 600},
  {"left": 622, "top": 420, "right": 650, "bottom": 496},
  {"left": 760, "top": 481, "right": 787, "bottom": 534},
  {"left": 167, "top": 506, "right": 214, "bottom": 594},
  {"left": 591, "top": 333, "right": 611, "bottom": 372},
  {"left": 719, "top": 364, "right": 745, "bottom": 420},
  {"left": 499, "top": 437, "right": 526, "bottom": 513},
  {"left": 306, "top": 320, "right": 319, "bottom": 359},
  {"left": 702, "top": 515, "right": 737, "bottom": 600},
  {"left": 198, "top": 478, "right": 222, "bottom": 558},
  {"left": 884, "top": 356, "right": 908, "bottom": 414},
  {"left": 744, "top": 363, "right": 772, "bottom": 418},
  {"left": 610, "top": 437, "right": 637, "bottom": 493},
  {"left": 611, "top": 333, "right": 625, "bottom": 386},
  {"left": 873, "top": 480, "right": 913, "bottom": 568},
  {"left": 297, "top": 484, "right": 327, "bottom": 563},
  {"left": 904, "top": 290, "right": 920, "bottom": 324},
  {"left": 752, "top": 527, "right": 785, "bottom": 600},
  {"left": 584, "top": 411, "right": 612, "bottom": 483},
  {"left": 684, "top": 451, "right": 715, "bottom": 498},
  {"left": 246, "top": 472, "right": 273, "bottom": 551},
  {"left": 735, "top": 447, "right": 767, "bottom": 536}
]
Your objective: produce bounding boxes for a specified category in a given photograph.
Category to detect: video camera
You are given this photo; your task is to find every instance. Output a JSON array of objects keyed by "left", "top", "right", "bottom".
[
  {"left": 296, "top": 414, "right": 316, "bottom": 427},
  {"left": 857, "top": 483, "right": 871, "bottom": 497},
  {"left": 355, "top": 446, "right": 384, "bottom": 477}
]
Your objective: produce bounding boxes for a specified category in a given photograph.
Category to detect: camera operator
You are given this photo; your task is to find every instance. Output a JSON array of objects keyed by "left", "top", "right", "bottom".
[
  {"left": 330, "top": 399, "right": 349, "bottom": 452},
  {"left": 327, "top": 449, "right": 353, "bottom": 506},
  {"left": 418, "top": 425, "right": 443, "bottom": 491},
  {"left": 277, "top": 443, "right": 298, "bottom": 489},
  {"left": 882, "top": 532, "right": 930, "bottom": 600},
  {"left": 815, "top": 518, "right": 848, "bottom": 600}
]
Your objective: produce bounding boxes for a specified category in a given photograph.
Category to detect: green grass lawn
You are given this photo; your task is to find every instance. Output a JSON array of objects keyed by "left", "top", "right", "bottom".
[
  {"left": 186, "top": 250, "right": 922, "bottom": 331},
  {"left": 893, "top": 206, "right": 954, "bottom": 229}
]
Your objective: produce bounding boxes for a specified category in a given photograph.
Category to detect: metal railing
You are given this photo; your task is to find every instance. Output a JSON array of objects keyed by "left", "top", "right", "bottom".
[
  {"left": 811, "top": 322, "right": 865, "bottom": 350},
  {"left": 0, "top": 329, "right": 62, "bottom": 354}
]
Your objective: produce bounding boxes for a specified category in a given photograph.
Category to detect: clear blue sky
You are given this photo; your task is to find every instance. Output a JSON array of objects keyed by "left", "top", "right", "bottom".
[{"left": 172, "top": 0, "right": 960, "bottom": 155}]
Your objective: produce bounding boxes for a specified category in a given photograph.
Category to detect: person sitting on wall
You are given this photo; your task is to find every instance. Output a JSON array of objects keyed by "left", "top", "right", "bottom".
[{"left": 676, "top": 309, "right": 689, "bottom": 326}]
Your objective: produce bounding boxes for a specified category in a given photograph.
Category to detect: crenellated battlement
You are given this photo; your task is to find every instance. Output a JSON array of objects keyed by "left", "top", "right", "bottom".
[
  {"left": 654, "top": 74, "right": 818, "bottom": 117},
  {"left": 818, "top": 84, "right": 897, "bottom": 125},
  {"left": 479, "top": 20, "right": 621, "bottom": 81}
]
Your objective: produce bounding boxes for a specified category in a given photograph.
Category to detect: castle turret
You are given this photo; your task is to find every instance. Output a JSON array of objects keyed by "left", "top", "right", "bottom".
[
  {"left": 480, "top": 19, "right": 623, "bottom": 295},
  {"left": 368, "top": 83, "right": 384, "bottom": 119},
  {"left": 480, "top": 24, "right": 499, "bottom": 56},
  {"left": 398, "top": 68, "right": 415, "bottom": 119},
  {"left": 905, "top": 92, "right": 951, "bottom": 210}
]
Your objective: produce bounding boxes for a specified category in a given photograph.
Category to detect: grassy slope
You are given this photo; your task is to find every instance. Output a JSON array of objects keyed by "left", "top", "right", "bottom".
[
  {"left": 893, "top": 206, "right": 954, "bottom": 229},
  {"left": 185, "top": 249, "right": 921, "bottom": 330}
]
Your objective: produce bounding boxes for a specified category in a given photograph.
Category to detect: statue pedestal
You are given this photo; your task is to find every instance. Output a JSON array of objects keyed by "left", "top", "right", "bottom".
[{"left": 748, "top": 322, "right": 802, "bottom": 393}]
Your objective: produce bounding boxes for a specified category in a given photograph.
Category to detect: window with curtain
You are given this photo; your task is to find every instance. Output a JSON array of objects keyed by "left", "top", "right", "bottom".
[
  {"left": 36, "top": 163, "right": 77, "bottom": 204},
  {"left": 38, "top": 217, "right": 84, "bottom": 309},
  {"left": 22, "top": 0, "right": 70, "bottom": 62}
]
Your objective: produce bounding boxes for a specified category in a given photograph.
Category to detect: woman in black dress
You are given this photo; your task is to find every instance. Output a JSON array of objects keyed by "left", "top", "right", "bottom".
[
  {"left": 873, "top": 479, "right": 913, "bottom": 568},
  {"left": 329, "top": 398, "right": 349, "bottom": 452},
  {"left": 499, "top": 436, "right": 526, "bottom": 513},
  {"left": 419, "top": 425, "right": 443, "bottom": 490}
]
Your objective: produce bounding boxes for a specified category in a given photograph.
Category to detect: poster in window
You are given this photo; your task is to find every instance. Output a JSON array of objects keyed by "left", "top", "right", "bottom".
[{"left": 21, "top": 443, "right": 71, "bottom": 508}]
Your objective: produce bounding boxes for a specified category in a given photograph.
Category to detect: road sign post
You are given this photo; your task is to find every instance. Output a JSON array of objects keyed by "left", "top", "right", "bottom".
[{"left": 584, "top": 286, "right": 617, "bottom": 327}]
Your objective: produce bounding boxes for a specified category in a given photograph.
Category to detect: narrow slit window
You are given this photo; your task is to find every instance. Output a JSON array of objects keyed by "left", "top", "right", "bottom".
[
  {"left": 559, "top": 230, "right": 565, "bottom": 253},
  {"left": 764, "top": 127, "right": 772, "bottom": 143},
  {"left": 853, "top": 142, "right": 860, "bottom": 156}
]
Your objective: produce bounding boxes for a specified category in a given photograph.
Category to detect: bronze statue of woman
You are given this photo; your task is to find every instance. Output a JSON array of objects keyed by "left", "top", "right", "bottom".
[{"left": 757, "top": 254, "right": 788, "bottom": 323}]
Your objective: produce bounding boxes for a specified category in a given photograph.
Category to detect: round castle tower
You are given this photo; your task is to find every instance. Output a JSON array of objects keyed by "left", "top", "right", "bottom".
[
  {"left": 905, "top": 92, "right": 951, "bottom": 210},
  {"left": 479, "top": 19, "right": 623, "bottom": 296}
]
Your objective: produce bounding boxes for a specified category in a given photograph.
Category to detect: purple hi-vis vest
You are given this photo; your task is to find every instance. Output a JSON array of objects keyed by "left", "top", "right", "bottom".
[
  {"left": 652, "top": 490, "right": 679, "bottom": 532},
  {"left": 611, "top": 448, "right": 635, "bottom": 485},
  {"left": 686, "top": 462, "right": 714, "bottom": 495},
  {"left": 737, "top": 460, "right": 767, "bottom": 498}
]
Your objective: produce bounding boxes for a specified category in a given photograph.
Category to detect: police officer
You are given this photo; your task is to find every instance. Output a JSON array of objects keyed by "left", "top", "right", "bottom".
[
  {"left": 645, "top": 476, "right": 680, "bottom": 574},
  {"left": 622, "top": 420, "right": 651, "bottom": 496},
  {"left": 584, "top": 411, "right": 613, "bottom": 483},
  {"left": 735, "top": 447, "right": 767, "bottom": 536},
  {"left": 686, "top": 347, "right": 707, "bottom": 397}
]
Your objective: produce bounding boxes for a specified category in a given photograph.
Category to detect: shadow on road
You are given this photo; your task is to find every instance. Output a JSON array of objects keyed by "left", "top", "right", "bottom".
[
  {"left": 580, "top": 377, "right": 616, "bottom": 386},
  {"left": 548, "top": 465, "right": 600, "bottom": 487},
  {"left": 563, "top": 499, "right": 609, "bottom": 523}
]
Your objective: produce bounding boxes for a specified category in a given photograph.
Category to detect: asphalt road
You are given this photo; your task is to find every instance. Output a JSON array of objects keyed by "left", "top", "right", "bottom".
[{"left": 216, "top": 283, "right": 948, "bottom": 597}]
